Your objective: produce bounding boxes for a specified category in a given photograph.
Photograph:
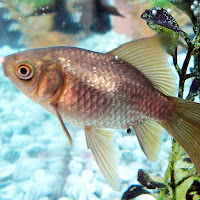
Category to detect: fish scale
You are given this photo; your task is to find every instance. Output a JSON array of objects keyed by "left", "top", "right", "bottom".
[{"left": 54, "top": 47, "right": 168, "bottom": 128}]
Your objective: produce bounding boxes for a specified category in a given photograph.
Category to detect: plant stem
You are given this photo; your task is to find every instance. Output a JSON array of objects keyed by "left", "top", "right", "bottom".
[
  {"left": 172, "top": 47, "right": 177, "bottom": 67},
  {"left": 179, "top": 47, "right": 194, "bottom": 97},
  {"left": 170, "top": 139, "right": 181, "bottom": 199},
  {"left": 184, "top": 72, "right": 198, "bottom": 79}
]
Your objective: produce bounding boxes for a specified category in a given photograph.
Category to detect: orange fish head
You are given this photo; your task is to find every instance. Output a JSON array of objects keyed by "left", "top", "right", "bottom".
[
  {"left": 2, "top": 48, "right": 62, "bottom": 103},
  {"left": 2, "top": 50, "right": 40, "bottom": 95}
]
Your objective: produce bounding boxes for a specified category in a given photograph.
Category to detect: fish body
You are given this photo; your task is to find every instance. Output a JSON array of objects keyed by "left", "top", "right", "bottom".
[
  {"left": 2, "top": 47, "right": 170, "bottom": 129},
  {"left": 2, "top": 37, "right": 200, "bottom": 190}
]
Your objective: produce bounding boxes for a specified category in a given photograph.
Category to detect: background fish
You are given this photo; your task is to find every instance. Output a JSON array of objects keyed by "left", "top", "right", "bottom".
[{"left": 2, "top": 37, "right": 200, "bottom": 190}]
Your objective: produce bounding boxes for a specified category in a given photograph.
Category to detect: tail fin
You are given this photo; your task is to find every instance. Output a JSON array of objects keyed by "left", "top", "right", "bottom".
[{"left": 162, "top": 97, "right": 200, "bottom": 173}]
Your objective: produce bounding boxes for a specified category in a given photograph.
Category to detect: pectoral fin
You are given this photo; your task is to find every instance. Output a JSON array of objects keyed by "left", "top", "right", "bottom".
[
  {"left": 50, "top": 103, "right": 73, "bottom": 146},
  {"left": 133, "top": 120, "right": 164, "bottom": 162},
  {"left": 85, "top": 127, "right": 121, "bottom": 190}
]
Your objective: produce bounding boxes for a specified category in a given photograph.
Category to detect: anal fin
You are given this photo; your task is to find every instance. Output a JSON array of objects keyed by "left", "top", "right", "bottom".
[
  {"left": 133, "top": 120, "right": 164, "bottom": 162},
  {"left": 51, "top": 103, "right": 73, "bottom": 146},
  {"left": 85, "top": 127, "right": 121, "bottom": 190}
]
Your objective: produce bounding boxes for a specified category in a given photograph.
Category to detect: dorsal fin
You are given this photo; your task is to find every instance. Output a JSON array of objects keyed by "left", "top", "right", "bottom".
[{"left": 107, "top": 36, "right": 178, "bottom": 96}]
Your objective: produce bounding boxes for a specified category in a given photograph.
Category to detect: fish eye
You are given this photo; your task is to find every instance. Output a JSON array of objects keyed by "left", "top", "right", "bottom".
[{"left": 16, "top": 62, "right": 34, "bottom": 80}]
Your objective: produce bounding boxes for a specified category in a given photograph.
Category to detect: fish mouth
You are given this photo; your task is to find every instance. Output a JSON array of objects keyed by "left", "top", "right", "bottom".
[{"left": 0, "top": 57, "right": 8, "bottom": 77}]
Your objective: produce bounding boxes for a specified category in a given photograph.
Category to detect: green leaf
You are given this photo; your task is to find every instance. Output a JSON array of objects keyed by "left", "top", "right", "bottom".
[
  {"left": 141, "top": 7, "right": 182, "bottom": 58},
  {"left": 18, "top": 0, "right": 55, "bottom": 7},
  {"left": 141, "top": 7, "right": 183, "bottom": 34},
  {"left": 169, "top": 0, "right": 196, "bottom": 25},
  {"left": 121, "top": 185, "right": 150, "bottom": 200},
  {"left": 151, "top": 0, "right": 171, "bottom": 8},
  {"left": 176, "top": 177, "right": 194, "bottom": 200},
  {"left": 138, "top": 169, "right": 166, "bottom": 189},
  {"left": 186, "top": 180, "right": 200, "bottom": 199}
]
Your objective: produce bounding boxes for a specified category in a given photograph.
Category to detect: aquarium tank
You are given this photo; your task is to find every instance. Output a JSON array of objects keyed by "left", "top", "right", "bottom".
[{"left": 0, "top": 0, "right": 200, "bottom": 200}]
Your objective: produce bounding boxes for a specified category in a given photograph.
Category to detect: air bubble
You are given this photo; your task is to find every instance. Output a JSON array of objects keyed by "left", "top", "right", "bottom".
[
  {"left": 194, "top": 0, "right": 198, "bottom": 6},
  {"left": 152, "top": 9, "right": 157, "bottom": 16},
  {"left": 194, "top": 9, "right": 199, "bottom": 16},
  {"left": 0, "top": 2, "right": 4, "bottom": 8},
  {"left": 191, "top": 4, "right": 196, "bottom": 11},
  {"left": 167, "top": 8, "right": 172, "bottom": 14}
]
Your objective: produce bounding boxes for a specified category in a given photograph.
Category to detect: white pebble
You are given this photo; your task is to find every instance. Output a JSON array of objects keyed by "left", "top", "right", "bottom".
[
  {"left": 58, "top": 197, "right": 74, "bottom": 200},
  {"left": 39, "top": 197, "right": 50, "bottom": 200},
  {"left": 101, "top": 184, "right": 120, "bottom": 200},
  {"left": 135, "top": 194, "right": 157, "bottom": 200},
  {"left": 32, "top": 170, "right": 63, "bottom": 196},
  {"left": 63, "top": 174, "right": 85, "bottom": 198},
  {"left": 47, "top": 137, "right": 69, "bottom": 157},
  {"left": 33, "top": 169, "right": 62, "bottom": 185},
  {"left": 116, "top": 135, "right": 136, "bottom": 149},
  {"left": 88, "top": 193, "right": 100, "bottom": 200},
  {"left": 14, "top": 192, "right": 24, "bottom": 200},
  {"left": 24, "top": 143, "right": 46, "bottom": 158},
  {"left": 47, "top": 158, "right": 66, "bottom": 174},
  {"left": 0, "top": 164, "right": 15, "bottom": 181},
  {"left": 11, "top": 134, "right": 34, "bottom": 148},
  {"left": 68, "top": 160, "right": 83, "bottom": 175},
  {"left": 81, "top": 169, "right": 94, "bottom": 182},
  {"left": 0, "top": 184, "right": 18, "bottom": 199},
  {"left": 119, "top": 165, "right": 137, "bottom": 182},
  {"left": 13, "top": 157, "right": 45, "bottom": 181}
]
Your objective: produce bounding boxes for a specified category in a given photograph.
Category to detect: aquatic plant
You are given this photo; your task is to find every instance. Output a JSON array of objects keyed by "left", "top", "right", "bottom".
[
  {"left": 151, "top": 0, "right": 171, "bottom": 8},
  {"left": 17, "top": 0, "right": 54, "bottom": 7},
  {"left": 122, "top": 1, "right": 200, "bottom": 200}
]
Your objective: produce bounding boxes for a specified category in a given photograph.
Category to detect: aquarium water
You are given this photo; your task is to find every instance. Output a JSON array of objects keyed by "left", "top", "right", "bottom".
[{"left": 0, "top": 1, "right": 193, "bottom": 200}]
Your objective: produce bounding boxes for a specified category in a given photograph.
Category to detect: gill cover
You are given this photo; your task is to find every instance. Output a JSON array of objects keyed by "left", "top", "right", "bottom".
[{"left": 33, "top": 61, "right": 63, "bottom": 101}]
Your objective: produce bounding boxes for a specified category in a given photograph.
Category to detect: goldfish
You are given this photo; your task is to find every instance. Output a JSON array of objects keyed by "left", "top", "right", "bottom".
[{"left": 2, "top": 36, "right": 200, "bottom": 190}]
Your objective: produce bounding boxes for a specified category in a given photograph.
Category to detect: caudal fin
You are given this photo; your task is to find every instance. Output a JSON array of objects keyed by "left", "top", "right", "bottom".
[{"left": 162, "top": 97, "right": 200, "bottom": 173}]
